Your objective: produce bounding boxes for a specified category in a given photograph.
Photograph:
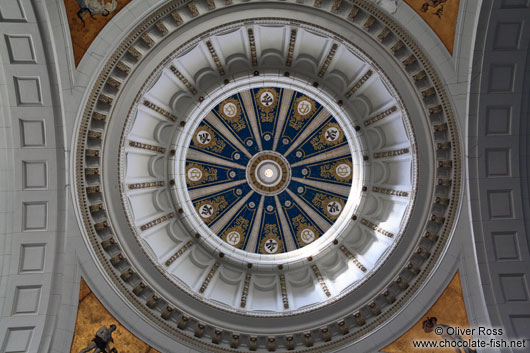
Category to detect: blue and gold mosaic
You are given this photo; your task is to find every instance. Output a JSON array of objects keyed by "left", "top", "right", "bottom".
[{"left": 186, "top": 87, "right": 353, "bottom": 254}]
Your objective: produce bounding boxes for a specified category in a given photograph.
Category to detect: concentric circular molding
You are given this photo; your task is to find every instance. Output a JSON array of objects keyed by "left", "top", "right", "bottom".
[
  {"left": 121, "top": 38, "right": 415, "bottom": 318},
  {"left": 246, "top": 150, "right": 291, "bottom": 196},
  {"left": 73, "top": 1, "right": 462, "bottom": 352},
  {"left": 171, "top": 78, "right": 361, "bottom": 266},
  {"left": 184, "top": 86, "right": 348, "bottom": 254}
]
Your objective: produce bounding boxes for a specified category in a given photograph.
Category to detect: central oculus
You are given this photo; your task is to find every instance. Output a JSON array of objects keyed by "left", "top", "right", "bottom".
[
  {"left": 246, "top": 151, "right": 291, "bottom": 195},
  {"left": 184, "top": 86, "right": 354, "bottom": 255}
]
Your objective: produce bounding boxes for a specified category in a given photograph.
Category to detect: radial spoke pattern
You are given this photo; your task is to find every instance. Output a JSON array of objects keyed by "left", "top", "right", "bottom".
[{"left": 186, "top": 87, "right": 353, "bottom": 254}]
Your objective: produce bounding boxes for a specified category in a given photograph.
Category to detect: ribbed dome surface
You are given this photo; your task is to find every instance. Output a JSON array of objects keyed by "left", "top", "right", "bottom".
[
  {"left": 72, "top": 2, "right": 462, "bottom": 351},
  {"left": 185, "top": 85, "right": 354, "bottom": 255}
]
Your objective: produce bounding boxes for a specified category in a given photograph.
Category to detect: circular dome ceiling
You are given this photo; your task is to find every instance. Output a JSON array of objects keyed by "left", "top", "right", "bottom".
[
  {"left": 182, "top": 84, "right": 357, "bottom": 256},
  {"left": 73, "top": 2, "right": 461, "bottom": 352}
]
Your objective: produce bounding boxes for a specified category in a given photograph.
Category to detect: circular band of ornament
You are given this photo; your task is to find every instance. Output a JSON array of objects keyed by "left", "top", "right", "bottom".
[
  {"left": 246, "top": 151, "right": 291, "bottom": 195},
  {"left": 73, "top": 2, "right": 461, "bottom": 352},
  {"left": 177, "top": 79, "right": 361, "bottom": 262}
]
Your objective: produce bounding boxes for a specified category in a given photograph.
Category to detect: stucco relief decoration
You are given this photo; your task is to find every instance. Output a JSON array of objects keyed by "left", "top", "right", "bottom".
[{"left": 72, "top": 1, "right": 461, "bottom": 348}]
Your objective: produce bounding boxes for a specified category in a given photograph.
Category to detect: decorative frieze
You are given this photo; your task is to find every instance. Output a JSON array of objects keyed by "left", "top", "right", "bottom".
[
  {"left": 230, "top": 334, "right": 240, "bottom": 348},
  {"left": 402, "top": 55, "right": 417, "bottom": 67},
  {"left": 422, "top": 87, "right": 436, "bottom": 98},
  {"left": 318, "top": 43, "right": 338, "bottom": 77},
  {"left": 171, "top": 11, "right": 183, "bottom": 25},
  {"left": 127, "top": 181, "right": 164, "bottom": 190},
  {"left": 435, "top": 196, "right": 450, "bottom": 205},
  {"left": 133, "top": 282, "right": 147, "bottom": 296},
  {"left": 361, "top": 218, "right": 394, "bottom": 238},
  {"left": 286, "top": 336, "right": 295, "bottom": 350},
  {"left": 212, "top": 330, "right": 222, "bottom": 344},
  {"left": 437, "top": 141, "right": 451, "bottom": 150},
  {"left": 98, "top": 94, "right": 113, "bottom": 105},
  {"left": 169, "top": 65, "right": 198, "bottom": 94},
  {"left": 128, "top": 140, "right": 165, "bottom": 153},
  {"left": 407, "top": 262, "right": 421, "bottom": 274},
  {"left": 377, "top": 27, "right": 390, "bottom": 41},
  {"left": 156, "top": 21, "right": 169, "bottom": 35},
  {"left": 199, "top": 262, "right": 220, "bottom": 293},
  {"left": 286, "top": 29, "right": 297, "bottom": 67},
  {"left": 249, "top": 336, "right": 258, "bottom": 351},
  {"left": 187, "top": 1, "right": 199, "bottom": 16},
  {"left": 94, "top": 220, "right": 108, "bottom": 230},
  {"left": 86, "top": 186, "right": 101, "bottom": 194},
  {"left": 195, "top": 323, "right": 205, "bottom": 338},
  {"left": 161, "top": 306, "right": 173, "bottom": 320},
  {"left": 87, "top": 130, "right": 102, "bottom": 140},
  {"left": 116, "top": 61, "right": 130, "bottom": 73},
  {"left": 396, "top": 276, "right": 409, "bottom": 289},
  {"left": 438, "top": 178, "right": 452, "bottom": 187},
  {"left": 143, "top": 100, "right": 177, "bottom": 121},
  {"left": 413, "top": 70, "right": 427, "bottom": 81},
  {"left": 177, "top": 315, "right": 189, "bottom": 329},
  {"left": 424, "top": 231, "right": 439, "bottom": 242},
  {"left": 74, "top": 3, "right": 462, "bottom": 347},
  {"left": 240, "top": 273, "right": 251, "bottom": 307},
  {"left": 339, "top": 245, "right": 367, "bottom": 272},
  {"left": 369, "top": 302, "right": 381, "bottom": 316},
  {"left": 312, "top": 265, "right": 331, "bottom": 297},
  {"left": 383, "top": 290, "right": 396, "bottom": 304},
  {"left": 416, "top": 247, "right": 430, "bottom": 259},
  {"left": 331, "top": 0, "right": 342, "bottom": 12},
  {"left": 89, "top": 203, "right": 104, "bottom": 213},
  {"left": 373, "top": 148, "right": 410, "bottom": 159},
  {"left": 106, "top": 77, "right": 121, "bottom": 89},
  {"left": 429, "top": 104, "right": 443, "bottom": 115},
  {"left": 139, "top": 213, "right": 174, "bottom": 231},
  {"left": 146, "top": 295, "right": 159, "bottom": 308},
  {"left": 206, "top": 41, "right": 225, "bottom": 75},
  {"left": 120, "top": 268, "right": 134, "bottom": 281},
  {"left": 141, "top": 33, "right": 155, "bottom": 47},
  {"left": 101, "top": 237, "right": 115, "bottom": 249},
  {"left": 128, "top": 46, "right": 142, "bottom": 59},
  {"left": 438, "top": 160, "right": 452, "bottom": 168},
  {"left": 85, "top": 167, "right": 100, "bottom": 176},
  {"left": 304, "top": 332, "right": 314, "bottom": 347},
  {"left": 280, "top": 274, "right": 289, "bottom": 309},
  {"left": 110, "top": 253, "right": 124, "bottom": 266},
  {"left": 363, "top": 105, "right": 397, "bottom": 126},
  {"left": 267, "top": 337, "right": 276, "bottom": 351},
  {"left": 354, "top": 312, "right": 365, "bottom": 326},
  {"left": 85, "top": 149, "right": 100, "bottom": 157},
  {"left": 390, "top": 40, "right": 404, "bottom": 53},
  {"left": 372, "top": 186, "right": 408, "bottom": 197},
  {"left": 430, "top": 214, "right": 445, "bottom": 224},
  {"left": 247, "top": 28, "right": 257, "bottom": 66},
  {"left": 345, "top": 70, "right": 372, "bottom": 97},
  {"left": 363, "top": 16, "right": 376, "bottom": 30},
  {"left": 433, "top": 123, "right": 448, "bottom": 132},
  {"left": 338, "top": 320, "right": 349, "bottom": 334},
  {"left": 165, "top": 241, "right": 193, "bottom": 266},
  {"left": 348, "top": 6, "right": 360, "bottom": 19}
]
